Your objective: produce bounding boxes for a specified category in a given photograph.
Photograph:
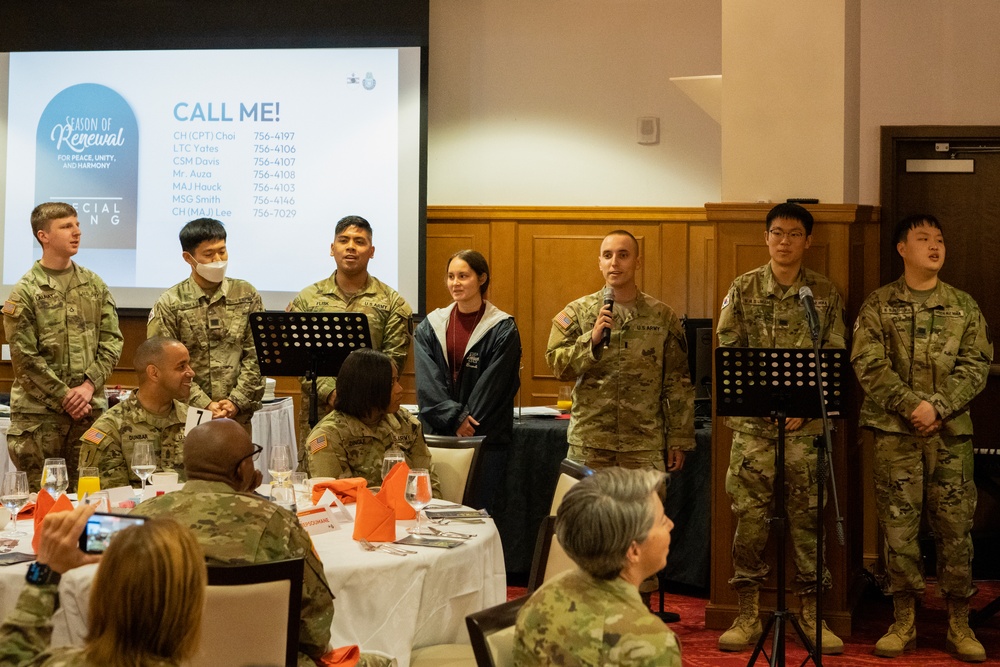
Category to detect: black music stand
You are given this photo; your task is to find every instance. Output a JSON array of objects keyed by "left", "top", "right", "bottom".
[
  {"left": 250, "top": 312, "right": 373, "bottom": 427},
  {"left": 716, "top": 347, "right": 848, "bottom": 667}
]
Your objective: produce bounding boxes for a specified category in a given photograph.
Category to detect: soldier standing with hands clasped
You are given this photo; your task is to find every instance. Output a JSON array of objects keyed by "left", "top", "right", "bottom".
[
  {"left": 852, "top": 214, "right": 992, "bottom": 663},
  {"left": 3, "top": 203, "right": 123, "bottom": 491}
]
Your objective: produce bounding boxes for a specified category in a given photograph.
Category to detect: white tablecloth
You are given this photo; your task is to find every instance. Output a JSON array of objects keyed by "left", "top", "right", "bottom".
[
  {"left": 0, "top": 503, "right": 506, "bottom": 667},
  {"left": 251, "top": 398, "right": 297, "bottom": 484}
]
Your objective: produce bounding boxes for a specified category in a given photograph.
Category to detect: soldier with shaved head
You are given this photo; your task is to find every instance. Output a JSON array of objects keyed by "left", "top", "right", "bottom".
[{"left": 78, "top": 336, "right": 193, "bottom": 489}]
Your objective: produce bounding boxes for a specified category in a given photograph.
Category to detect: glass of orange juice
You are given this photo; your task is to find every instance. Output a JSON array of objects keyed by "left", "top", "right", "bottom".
[
  {"left": 77, "top": 467, "right": 101, "bottom": 498},
  {"left": 557, "top": 386, "right": 573, "bottom": 411}
]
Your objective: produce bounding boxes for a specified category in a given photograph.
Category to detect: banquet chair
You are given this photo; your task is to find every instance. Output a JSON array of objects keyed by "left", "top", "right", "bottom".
[
  {"left": 526, "top": 514, "right": 575, "bottom": 592},
  {"left": 465, "top": 596, "right": 528, "bottom": 667},
  {"left": 188, "top": 558, "right": 303, "bottom": 667},
  {"left": 548, "top": 458, "right": 593, "bottom": 514},
  {"left": 425, "top": 435, "right": 485, "bottom": 505}
]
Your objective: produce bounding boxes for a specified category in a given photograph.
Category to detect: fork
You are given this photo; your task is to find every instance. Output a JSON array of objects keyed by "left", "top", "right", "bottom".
[
  {"left": 358, "top": 538, "right": 412, "bottom": 556},
  {"left": 427, "top": 525, "right": 474, "bottom": 539}
]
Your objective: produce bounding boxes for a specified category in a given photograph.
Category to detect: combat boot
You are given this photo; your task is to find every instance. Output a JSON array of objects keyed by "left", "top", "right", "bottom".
[
  {"left": 873, "top": 592, "right": 916, "bottom": 658},
  {"left": 797, "top": 595, "right": 844, "bottom": 654},
  {"left": 718, "top": 588, "right": 762, "bottom": 652},
  {"left": 946, "top": 597, "right": 986, "bottom": 663}
]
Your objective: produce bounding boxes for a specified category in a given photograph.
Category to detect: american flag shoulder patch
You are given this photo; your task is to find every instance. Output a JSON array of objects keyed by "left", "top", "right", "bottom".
[
  {"left": 309, "top": 435, "right": 328, "bottom": 454},
  {"left": 2, "top": 300, "right": 17, "bottom": 316},
  {"left": 83, "top": 427, "right": 107, "bottom": 445},
  {"left": 555, "top": 310, "right": 572, "bottom": 331}
]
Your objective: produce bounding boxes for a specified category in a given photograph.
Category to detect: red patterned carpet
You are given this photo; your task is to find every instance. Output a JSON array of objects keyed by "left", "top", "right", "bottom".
[{"left": 507, "top": 581, "right": 1000, "bottom": 666}]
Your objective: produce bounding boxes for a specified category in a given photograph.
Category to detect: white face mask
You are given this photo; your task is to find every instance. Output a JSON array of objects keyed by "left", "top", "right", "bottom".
[{"left": 195, "top": 260, "right": 227, "bottom": 283}]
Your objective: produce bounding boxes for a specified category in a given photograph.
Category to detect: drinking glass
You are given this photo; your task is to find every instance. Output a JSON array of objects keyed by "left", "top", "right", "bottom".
[
  {"left": 290, "top": 472, "right": 311, "bottom": 508},
  {"left": 1, "top": 471, "right": 30, "bottom": 537},
  {"left": 381, "top": 445, "right": 405, "bottom": 481},
  {"left": 77, "top": 466, "right": 101, "bottom": 498},
  {"left": 41, "top": 458, "right": 69, "bottom": 496},
  {"left": 268, "top": 445, "right": 293, "bottom": 485},
  {"left": 82, "top": 490, "right": 110, "bottom": 513},
  {"left": 270, "top": 483, "right": 296, "bottom": 512},
  {"left": 405, "top": 468, "right": 433, "bottom": 535},
  {"left": 131, "top": 442, "right": 156, "bottom": 496},
  {"left": 557, "top": 386, "right": 573, "bottom": 411}
]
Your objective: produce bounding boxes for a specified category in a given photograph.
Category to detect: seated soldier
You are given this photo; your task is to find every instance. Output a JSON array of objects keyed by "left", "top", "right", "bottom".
[
  {"left": 131, "top": 418, "right": 392, "bottom": 667},
  {"left": 78, "top": 336, "right": 192, "bottom": 489},
  {"left": 306, "top": 348, "right": 438, "bottom": 495},
  {"left": 513, "top": 467, "right": 682, "bottom": 666}
]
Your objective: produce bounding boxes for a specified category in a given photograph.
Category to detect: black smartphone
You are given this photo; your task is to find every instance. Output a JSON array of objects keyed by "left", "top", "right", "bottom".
[{"left": 79, "top": 512, "right": 147, "bottom": 554}]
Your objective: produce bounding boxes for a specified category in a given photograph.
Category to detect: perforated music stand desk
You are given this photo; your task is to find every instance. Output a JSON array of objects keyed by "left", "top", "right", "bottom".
[
  {"left": 250, "top": 311, "right": 373, "bottom": 427},
  {"left": 715, "top": 347, "right": 848, "bottom": 419}
]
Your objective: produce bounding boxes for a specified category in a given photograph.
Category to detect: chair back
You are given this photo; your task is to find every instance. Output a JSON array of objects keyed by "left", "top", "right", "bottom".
[
  {"left": 548, "top": 458, "right": 594, "bottom": 514},
  {"left": 466, "top": 596, "right": 527, "bottom": 667},
  {"left": 526, "top": 515, "right": 575, "bottom": 592},
  {"left": 189, "top": 558, "right": 304, "bottom": 667},
  {"left": 426, "top": 435, "right": 485, "bottom": 505}
]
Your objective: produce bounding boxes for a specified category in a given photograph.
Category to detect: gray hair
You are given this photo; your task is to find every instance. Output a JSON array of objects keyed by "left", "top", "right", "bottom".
[{"left": 555, "top": 467, "right": 667, "bottom": 580}]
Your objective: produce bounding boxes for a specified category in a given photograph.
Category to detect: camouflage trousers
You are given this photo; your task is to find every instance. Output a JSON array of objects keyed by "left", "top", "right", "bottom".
[
  {"left": 567, "top": 445, "right": 666, "bottom": 472},
  {"left": 873, "top": 430, "right": 976, "bottom": 598},
  {"left": 7, "top": 411, "right": 100, "bottom": 492},
  {"left": 725, "top": 432, "right": 832, "bottom": 595}
]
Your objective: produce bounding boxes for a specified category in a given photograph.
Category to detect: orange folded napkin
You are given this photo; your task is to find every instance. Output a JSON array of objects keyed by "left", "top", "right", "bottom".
[
  {"left": 352, "top": 486, "right": 396, "bottom": 542},
  {"left": 18, "top": 502, "right": 35, "bottom": 518},
  {"left": 32, "top": 490, "right": 74, "bottom": 553},
  {"left": 318, "top": 645, "right": 360, "bottom": 667},
  {"left": 376, "top": 460, "right": 415, "bottom": 520},
  {"left": 311, "top": 478, "right": 367, "bottom": 506}
]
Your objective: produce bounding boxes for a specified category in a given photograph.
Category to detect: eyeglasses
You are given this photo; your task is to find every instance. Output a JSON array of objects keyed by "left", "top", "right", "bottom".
[
  {"left": 234, "top": 444, "right": 264, "bottom": 473},
  {"left": 768, "top": 229, "right": 806, "bottom": 241}
]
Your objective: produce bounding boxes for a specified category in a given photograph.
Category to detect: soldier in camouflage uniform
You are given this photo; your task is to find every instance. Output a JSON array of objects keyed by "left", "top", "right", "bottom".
[
  {"left": 288, "top": 215, "right": 413, "bottom": 462},
  {"left": 852, "top": 214, "right": 992, "bottom": 663},
  {"left": 306, "top": 349, "right": 439, "bottom": 494},
  {"left": 2, "top": 202, "right": 123, "bottom": 491},
  {"left": 132, "top": 419, "right": 342, "bottom": 667},
  {"left": 716, "top": 203, "right": 846, "bottom": 653},
  {"left": 514, "top": 467, "right": 681, "bottom": 666},
  {"left": 545, "top": 230, "right": 695, "bottom": 473},
  {"left": 147, "top": 217, "right": 264, "bottom": 432},
  {"left": 79, "top": 337, "right": 193, "bottom": 489}
]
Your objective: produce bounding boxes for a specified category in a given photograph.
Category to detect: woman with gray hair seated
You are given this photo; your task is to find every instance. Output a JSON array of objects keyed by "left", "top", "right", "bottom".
[{"left": 513, "top": 467, "right": 681, "bottom": 666}]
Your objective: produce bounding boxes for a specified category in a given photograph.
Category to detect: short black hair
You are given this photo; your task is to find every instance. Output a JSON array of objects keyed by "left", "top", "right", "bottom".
[
  {"left": 335, "top": 215, "right": 373, "bottom": 238},
  {"left": 179, "top": 218, "right": 226, "bottom": 253},
  {"left": 605, "top": 229, "right": 639, "bottom": 255},
  {"left": 447, "top": 249, "right": 490, "bottom": 296},
  {"left": 766, "top": 203, "right": 814, "bottom": 235},
  {"left": 893, "top": 213, "right": 942, "bottom": 245},
  {"left": 333, "top": 348, "right": 392, "bottom": 420}
]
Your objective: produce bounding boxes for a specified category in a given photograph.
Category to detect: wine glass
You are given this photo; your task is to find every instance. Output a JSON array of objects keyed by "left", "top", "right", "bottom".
[
  {"left": 131, "top": 442, "right": 156, "bottom": 496},
  {"left": 405, "top": 468, "right": 433, "bottom": 535},
  {"left": 381, "top": 444, "right": 405, "bottom": 481},
  {"left": 41, "top": 458, "right": 69, "bottom": 496},
  {"left": 1, "top": 471, "right": 30, "bottom": 537},
  {"left": 268, "top": 445, "right": 293, "bottom": 486}
]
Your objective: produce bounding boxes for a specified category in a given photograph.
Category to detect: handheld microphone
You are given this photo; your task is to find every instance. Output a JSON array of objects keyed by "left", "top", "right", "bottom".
[
  {"left": 798, "top": 285, "right": 821, "bottom": 341},
  {"left": 601, "top": 286, "right": 615, "bottom": 349}
]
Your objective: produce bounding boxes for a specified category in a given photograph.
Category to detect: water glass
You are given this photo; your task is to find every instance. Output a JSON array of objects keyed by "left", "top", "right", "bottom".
[
  {"left": 131, "top": 442, "right": 156, "bottom": 495},
  {"left": 405, "top": 468, "right": 432, "bottom": 535},
  {"left": 82, "top": 490, "right": 110, "bottom": 513},
  {"left": 290, "top": 472, "right": 311, "bottom": 508},
  {"left": 381, "top": 445, "right": 405, "bottom": 481},
  {"left": 41, "top": 458, "right": 69, "bottom": 496},
  {"left": 270, "top": 483, "right": 296, "bottom": 512},
  {"left": 268, "top": 445, "right": 293, "bottom": 485},
  {"left": 1, "top": 471, "right": 29, "bottom": 537}
]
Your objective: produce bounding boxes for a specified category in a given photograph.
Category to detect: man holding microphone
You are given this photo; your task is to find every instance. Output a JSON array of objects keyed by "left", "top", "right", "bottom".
[{"left": 545, "top": 229, "right": 695, "bottom": 473}]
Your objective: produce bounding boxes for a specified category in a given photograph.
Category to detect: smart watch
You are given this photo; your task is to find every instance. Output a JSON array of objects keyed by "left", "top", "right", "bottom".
[{"left": 25, "top": 562, "right": 61, "bottom": 586}]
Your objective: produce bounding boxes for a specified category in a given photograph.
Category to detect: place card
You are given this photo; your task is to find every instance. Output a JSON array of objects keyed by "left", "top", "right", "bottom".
[{"left": 297, "top": 506, "right": 340, "bottom": 536}]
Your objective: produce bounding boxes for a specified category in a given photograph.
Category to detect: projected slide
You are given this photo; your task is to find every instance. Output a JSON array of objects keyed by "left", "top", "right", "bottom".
[{"left": 2, "top": 48, "right": 421, "bottom": 310}]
